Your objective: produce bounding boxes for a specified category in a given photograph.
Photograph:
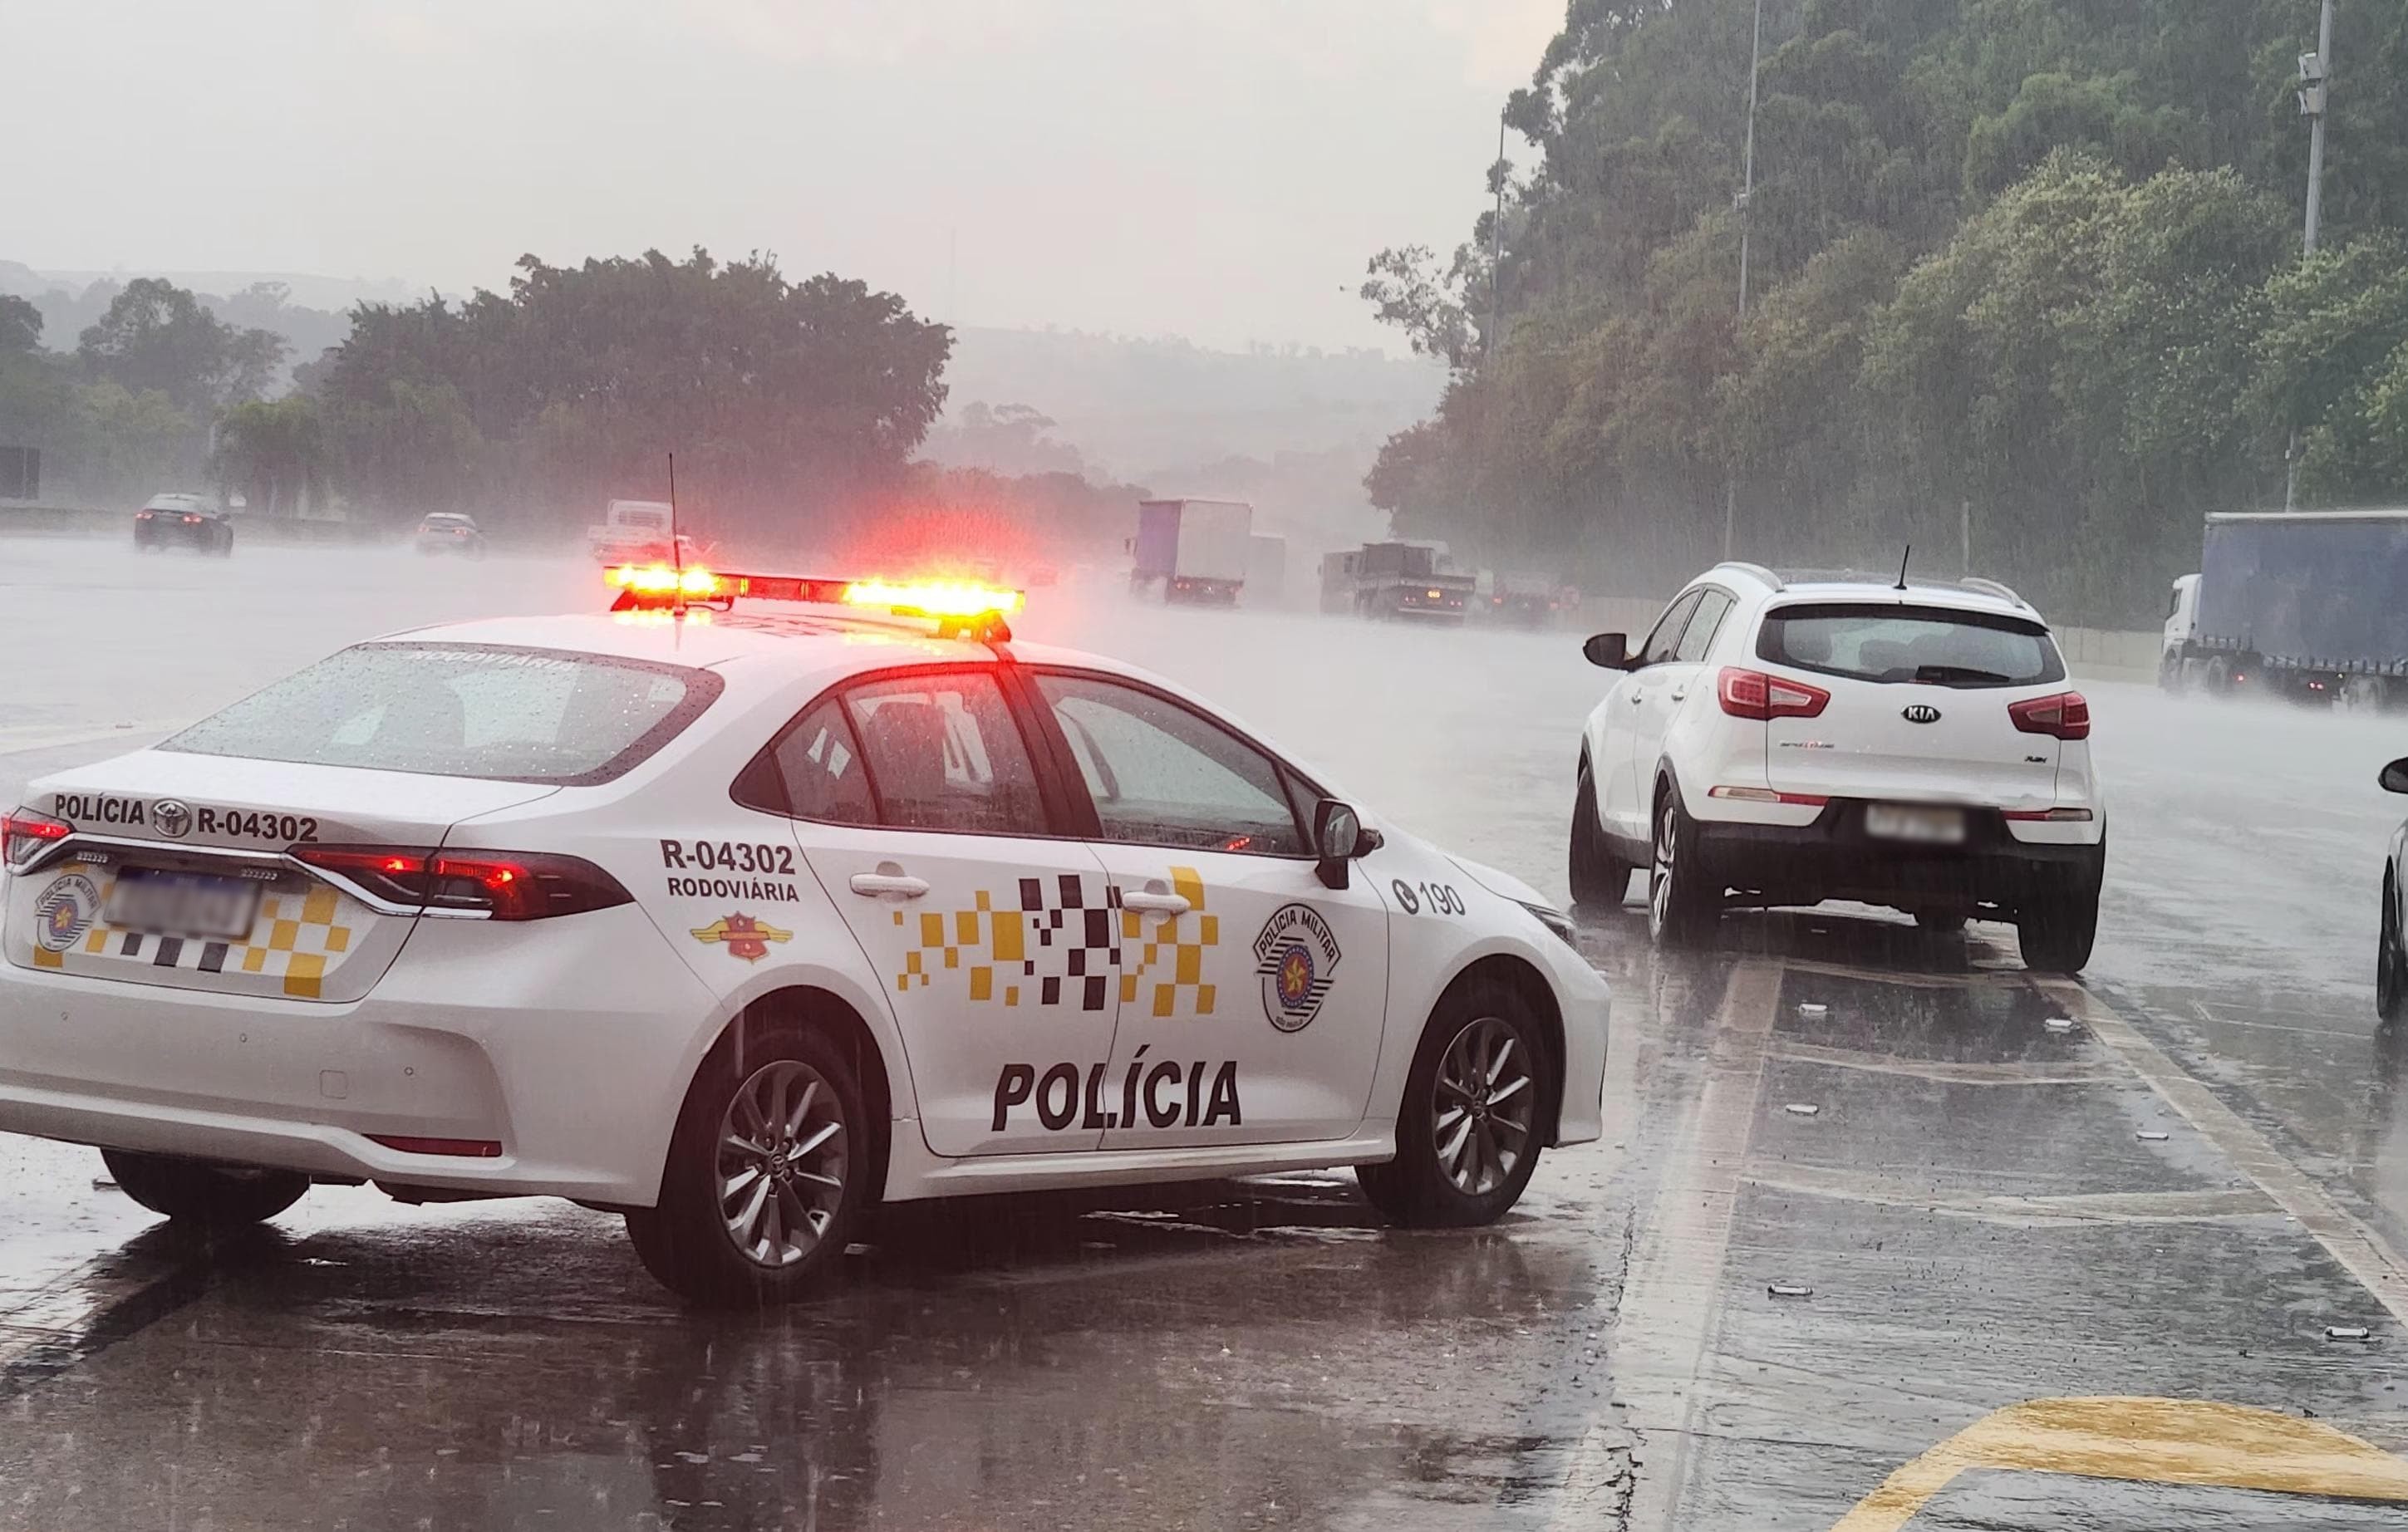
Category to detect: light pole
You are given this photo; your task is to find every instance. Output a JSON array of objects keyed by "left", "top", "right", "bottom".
[
  {"left": 1488, "top": 115, "right": 1507, "bottom": 357},
  {"left": 2286, "top": 0, "right": 2336, "bottom": 512},
  {"left": 1722, "top": 0, "right": 1765, "bottom": 559}
]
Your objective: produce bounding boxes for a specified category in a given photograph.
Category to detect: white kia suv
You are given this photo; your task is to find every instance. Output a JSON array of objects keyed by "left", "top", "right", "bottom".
[{"left": 1568, "top": 563, "right": 2105, "bottom": 971}]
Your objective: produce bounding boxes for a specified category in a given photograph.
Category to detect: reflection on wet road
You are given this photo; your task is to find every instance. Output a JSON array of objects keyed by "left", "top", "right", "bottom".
[{"left": 2, "top": 543, "right": 2408, "bottom": 1528}]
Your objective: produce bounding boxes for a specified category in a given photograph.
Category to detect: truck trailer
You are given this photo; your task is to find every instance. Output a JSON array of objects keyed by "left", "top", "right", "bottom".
[
  {"left": 1131, "top": 498, "right": 1252, "bottom": 605},
  {"left": 2162, "top": 509, "right": 2408, "bottom": 708}
]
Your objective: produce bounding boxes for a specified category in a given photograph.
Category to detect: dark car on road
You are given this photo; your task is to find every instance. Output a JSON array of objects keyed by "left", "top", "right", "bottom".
[
  {"left": 132, "top": 493, "right": 233, "bottom": 556},
  {"left": 413, "top": 512, "right": 487, "bottom": 557}
]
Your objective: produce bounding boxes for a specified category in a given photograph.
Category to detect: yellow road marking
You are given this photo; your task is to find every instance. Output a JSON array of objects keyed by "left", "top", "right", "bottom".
[
  {"left": 2040, "top": 980, "right": 2408, "bottom": 1327},
  {"left": 1831, "top": 1397, "right": 2408, "bottom": 1530}
]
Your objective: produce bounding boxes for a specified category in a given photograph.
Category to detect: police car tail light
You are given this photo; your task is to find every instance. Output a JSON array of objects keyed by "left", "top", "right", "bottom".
[
  {"left": 293, "top": 845, "right": 632, "bottom": 920},
  {"left": 1718, "top": 667, "right": 1831, "bottom": 720},
  {"left": 2009, "top": 691, "right": 2091, "bottom": 741},
  {"left": 2, "top": 808, "right": 72, "bottom": 869}
]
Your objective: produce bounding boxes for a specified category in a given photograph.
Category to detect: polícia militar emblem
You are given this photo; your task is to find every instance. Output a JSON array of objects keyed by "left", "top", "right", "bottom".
[
  {"left": 35, "top": 873, "right": 101, "bottom": 953},
  {"left": 1253, "top": 902, "right": 1340, "bottom": 1033}
]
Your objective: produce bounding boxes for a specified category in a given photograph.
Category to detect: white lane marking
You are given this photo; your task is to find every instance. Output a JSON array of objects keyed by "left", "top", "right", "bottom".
[
  {"left": 1768, "top": 1039, "right": 2117, "bottom": 1087},
  {"left": 2042, "top": 980, "right": 2408, "bottom": 1327},
  {"left": 1743, "top": 1166, "right": 2278, "bottom": 1227},
  {"left": 1564, "top": 958, "right": 1784, "bottom": 1532}
]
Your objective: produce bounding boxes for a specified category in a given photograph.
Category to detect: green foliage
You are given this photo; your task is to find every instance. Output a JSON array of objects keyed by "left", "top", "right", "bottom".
[
  {"left": 319, "top": 248, "right": 950, "bottom": 533},
  {"left": 1364, "top": 0, "right": 2408, "bottom": 625},
  {"left": 212, "top": 395, "right": 329, "bottom": 518},
  {"left": 0, "top": 296, "right": 41, "bottom": 354},
  {"left": 76, "top": 277, "right": 286, "bottom": 415}
]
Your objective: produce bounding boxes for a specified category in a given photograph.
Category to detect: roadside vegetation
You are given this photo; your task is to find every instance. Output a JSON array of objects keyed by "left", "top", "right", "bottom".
[{"left": 1362, "top": 0, "right": 2408, "bottom": 625}]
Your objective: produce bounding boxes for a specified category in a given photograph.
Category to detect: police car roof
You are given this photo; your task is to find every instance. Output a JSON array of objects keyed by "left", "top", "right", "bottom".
[{"left": 376, "top": 610, "right": 992, "bottom": 673}]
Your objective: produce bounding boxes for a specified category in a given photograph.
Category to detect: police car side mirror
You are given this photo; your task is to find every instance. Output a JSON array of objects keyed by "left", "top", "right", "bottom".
[
  {"left": 2381, "top": 758, "right": 2408, "bottom": 795},
  {"left": 1584, "top": 632, "right": 1632, "bottom": 670},
  {"left": 1313, "top": 798, "right": 1364, "bottom": 890}
]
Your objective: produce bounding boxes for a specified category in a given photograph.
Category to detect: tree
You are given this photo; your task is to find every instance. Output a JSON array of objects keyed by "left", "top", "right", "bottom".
[
  {"left": 212, "top": 395, "right": 328, "bottom": 518},
  {"left": 319, "top": 248, "right": 950, "bottom": 534},
  {"left": 0, "top": 295, "right": 40, "bottom": 355},
  {"left": 76, "top": 278, "right": 286, "bottom": 415}
]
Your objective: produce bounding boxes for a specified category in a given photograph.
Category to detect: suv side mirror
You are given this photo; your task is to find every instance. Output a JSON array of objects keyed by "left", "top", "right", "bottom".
[
  {"left": 1584, "top": 632, "right": 1631, "bottom": 670},
  {"left": 2381, "top": 759, "right": 2408, "bottom": 795},
  {"left": 1313, "top": 798, "right": 1365, "bottom": 890}
]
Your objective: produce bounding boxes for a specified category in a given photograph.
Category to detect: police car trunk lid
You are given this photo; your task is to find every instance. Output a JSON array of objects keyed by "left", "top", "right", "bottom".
[{"left": 7, "top": 752, "right": 553, "bottom": 1001}]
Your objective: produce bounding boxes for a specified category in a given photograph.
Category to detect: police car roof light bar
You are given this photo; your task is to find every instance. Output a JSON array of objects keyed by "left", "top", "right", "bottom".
[{"left": 604, "top": 564, "right": 1022, "bottom": 642}]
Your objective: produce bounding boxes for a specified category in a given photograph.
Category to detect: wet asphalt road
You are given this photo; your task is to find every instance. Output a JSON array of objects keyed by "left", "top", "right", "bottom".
[{"left": 4, "top": 540, "right": 2408, "bottom": 1528}]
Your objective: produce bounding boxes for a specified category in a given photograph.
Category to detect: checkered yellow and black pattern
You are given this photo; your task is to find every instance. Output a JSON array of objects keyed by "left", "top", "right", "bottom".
[{"left": 892, "top": 865, "right": 1220, "bottom": 1017}]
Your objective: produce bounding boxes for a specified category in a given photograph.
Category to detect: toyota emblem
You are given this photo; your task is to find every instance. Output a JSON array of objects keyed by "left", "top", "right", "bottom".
[
  {"left": 151, "top": 798, "right": 193, "bottom": 838},
  {"left": 1901, "top": 705, "right": 1942, "bottom": 724}
]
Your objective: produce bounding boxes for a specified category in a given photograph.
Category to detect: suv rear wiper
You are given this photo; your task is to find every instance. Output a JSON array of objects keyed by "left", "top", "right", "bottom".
[{"left": 1909, "top": 664, "right": 2012, "bottom": 685}]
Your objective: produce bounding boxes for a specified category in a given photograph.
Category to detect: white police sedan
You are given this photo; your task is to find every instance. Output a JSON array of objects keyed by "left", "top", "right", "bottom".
[{"left": 0, "top": 569, "right": 1607, "bottom": 1304}]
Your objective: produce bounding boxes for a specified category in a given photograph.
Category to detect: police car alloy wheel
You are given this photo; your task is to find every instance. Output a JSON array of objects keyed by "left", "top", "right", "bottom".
[
  {"left": 100, "top": 1147, "right": 309, "bottom": 1228},
  {"left": 1355, "top": 979, "right": 1550, "bottom": 1226},
  {"left": 625, "top": 1024, "right": 870, "bottom": 1306}
]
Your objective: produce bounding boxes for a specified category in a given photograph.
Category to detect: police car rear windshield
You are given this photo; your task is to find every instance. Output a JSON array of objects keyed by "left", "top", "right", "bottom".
[
  {"left": 160, "top": 643, "right": 723, "bottom": 784},
  {"left": 1757, "top": 603, "right": 2065, "bottom": 689}
]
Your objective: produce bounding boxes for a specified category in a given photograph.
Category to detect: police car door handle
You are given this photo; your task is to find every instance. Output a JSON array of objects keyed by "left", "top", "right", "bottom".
[
  {"left": 849, "top": 869, "right": 930, "bottom": 899},
  {"left": 1120, "top": 890, "right": 1191, "bottom": 916}
]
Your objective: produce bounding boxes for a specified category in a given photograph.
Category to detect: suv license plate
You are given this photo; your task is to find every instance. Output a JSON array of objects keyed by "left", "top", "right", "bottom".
[
  {"left": 102, "top": 868, "right": 262, "bottom": 940},
  {"left": 1865, "top": 804, "right": 1967, "bottom": 845}
]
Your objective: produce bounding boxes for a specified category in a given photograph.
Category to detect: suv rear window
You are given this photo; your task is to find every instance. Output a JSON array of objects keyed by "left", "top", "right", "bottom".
[
  {"left": 1756, "top": 603, "right": 2065, "bottom": 688},
  {"left": 160, "top": 643, "right": 721, "bottom": 783}
]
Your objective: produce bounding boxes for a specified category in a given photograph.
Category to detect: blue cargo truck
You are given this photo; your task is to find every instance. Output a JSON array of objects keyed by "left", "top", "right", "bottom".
[{"left": 2161, "top": 509, "right": 2408, "bottom": 707}]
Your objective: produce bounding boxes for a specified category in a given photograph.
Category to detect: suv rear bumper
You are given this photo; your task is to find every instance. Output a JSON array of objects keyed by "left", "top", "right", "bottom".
[{"left": 1692, "top": 802, "right": 2102, "bottom": 916}]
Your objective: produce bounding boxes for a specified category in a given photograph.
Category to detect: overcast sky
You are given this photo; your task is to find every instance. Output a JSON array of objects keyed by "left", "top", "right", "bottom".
[{"left": 9, "top": 0, "right": 1560, "bottom": 352}]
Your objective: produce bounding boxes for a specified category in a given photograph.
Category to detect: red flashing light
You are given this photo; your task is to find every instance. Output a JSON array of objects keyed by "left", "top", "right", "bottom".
[
  {"left": 1718, "top": 667, "right": 1831, "bottom": 721},
  {"left": 2009, "top": 691, "right": 2091, "bottom": 741}
]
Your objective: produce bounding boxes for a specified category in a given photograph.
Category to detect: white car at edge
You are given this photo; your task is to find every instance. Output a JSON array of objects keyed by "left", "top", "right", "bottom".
[
  {"left": 1568, "top": 562, "right": 2106, "bottom": 970},
  {"left": 0, "top": 577, "right": 1607, "bottom": 1304}
]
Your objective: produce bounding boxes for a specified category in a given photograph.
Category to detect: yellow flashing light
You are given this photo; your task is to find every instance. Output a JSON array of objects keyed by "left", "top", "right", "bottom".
[
  {"left": 608, "top": 562, "right": 721, "bottom": 599},
  {"left": 841, "top": 578, "right": 1025, "bottom": 620}
]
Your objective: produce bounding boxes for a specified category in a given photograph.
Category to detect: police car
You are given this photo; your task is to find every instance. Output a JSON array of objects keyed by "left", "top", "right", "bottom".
[{"left": 0, "top": 567, "right": 1608, "bottom": 1304}]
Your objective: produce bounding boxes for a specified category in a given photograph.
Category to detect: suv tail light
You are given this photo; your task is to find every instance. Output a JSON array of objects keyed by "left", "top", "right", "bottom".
[
  {"left": 2, "top": 808, "right": 72, "bottom": 869},
  {"left": 2009, "top": 691, "right": 2091, "bottom": 741},
  {"left": 1718, "top": 667, "right": 1831, "bottom": 720},
  {"left": 292, "top": 846, "right": 631, "bottom": 920}
]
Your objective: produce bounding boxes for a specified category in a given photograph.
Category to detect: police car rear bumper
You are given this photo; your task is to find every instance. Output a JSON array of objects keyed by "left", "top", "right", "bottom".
[{"left": 0, "top": 906, "right": 715, "bottom": 1205}]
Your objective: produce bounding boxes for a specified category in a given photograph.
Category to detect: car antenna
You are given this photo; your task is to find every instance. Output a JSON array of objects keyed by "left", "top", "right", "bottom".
[{"left": 1894, "top": 543, "right": 1911, "bottom": 591}]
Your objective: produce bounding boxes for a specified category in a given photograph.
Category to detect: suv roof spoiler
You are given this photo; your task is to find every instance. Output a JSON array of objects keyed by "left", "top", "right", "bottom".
[
  {"left": 1958, "top": 577, "right": 2028, "bottom": 609},
  {"left": 1710, "top": 560, "right": 1785, "bottom": 591}
]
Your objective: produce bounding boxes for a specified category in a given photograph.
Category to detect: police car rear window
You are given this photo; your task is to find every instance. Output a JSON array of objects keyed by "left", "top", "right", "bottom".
[
  {"left": 160, "top": 642, "right": 722, "bottom": 785},
  {"left": 1757, "top": 603, "right": 2065, "bottom": 689}
]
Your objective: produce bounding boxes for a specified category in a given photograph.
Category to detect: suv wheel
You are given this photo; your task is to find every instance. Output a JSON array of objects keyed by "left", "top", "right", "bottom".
[
  {"left": 626, "top": 1024, "right": 870, "bottom": 1306},
  {"left": 2017, "top": 869, "right": 2101, "bottom": 974},
  {"left": 2380, "top": 869, "right": 2406, "bottom": 1030},
  {"left": 1356, "top": 979, "right": 1550, "bottom": 1227},
  {"left": 101, "top": 1148, "right": 309, "bottom": 1227},
  {"left": 1568, "top": 765, "right": 1629, "bottom": 910},
  {"left": 1648, "top": 790, "right": 1718, "bottom": 945}
]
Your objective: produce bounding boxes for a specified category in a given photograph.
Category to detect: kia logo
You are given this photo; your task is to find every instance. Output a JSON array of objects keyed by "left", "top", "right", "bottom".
[{"left": 1902, "top": 705, "right": 1942, "bottom": 724}]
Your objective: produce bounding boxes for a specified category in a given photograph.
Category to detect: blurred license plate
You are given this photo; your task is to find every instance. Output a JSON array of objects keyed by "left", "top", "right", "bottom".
[
  {"left": 103, "top": 868, "right": 260, "bottom": 940},
  {"left": 1865, "top": 804, "right": 1966, "bottom": 845}
]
